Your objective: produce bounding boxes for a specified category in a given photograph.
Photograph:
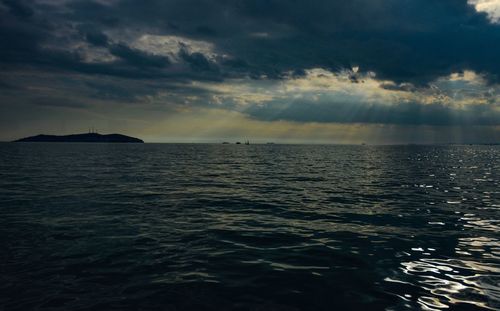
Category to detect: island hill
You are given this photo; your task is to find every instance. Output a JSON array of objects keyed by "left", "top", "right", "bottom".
[{"left": 14, "top": 132, "right": 144, "bottom": 143}]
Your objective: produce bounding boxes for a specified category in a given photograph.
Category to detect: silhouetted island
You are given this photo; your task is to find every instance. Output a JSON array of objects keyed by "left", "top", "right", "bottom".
[{"left": 14, "top": 133, "right": 144, "bottom": 143}]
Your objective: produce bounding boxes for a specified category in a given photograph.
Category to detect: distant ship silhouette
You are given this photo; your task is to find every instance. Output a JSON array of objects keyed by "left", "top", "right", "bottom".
[
  {"left": 235, "top": 140, "right": 250, "bottom": 145},
  {"left": 14, "top": 132, "right": 144, "bottom": 143}
]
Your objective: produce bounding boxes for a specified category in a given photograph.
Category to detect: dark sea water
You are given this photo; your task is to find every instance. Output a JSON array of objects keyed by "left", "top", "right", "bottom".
[{"left": 0, "top": 143, "right": 499, "bottom": 311}]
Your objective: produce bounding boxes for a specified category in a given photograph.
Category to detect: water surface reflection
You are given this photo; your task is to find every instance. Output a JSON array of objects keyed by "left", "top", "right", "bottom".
[{"left": 0, "top": 144, "right": 498, "bottom": 310}]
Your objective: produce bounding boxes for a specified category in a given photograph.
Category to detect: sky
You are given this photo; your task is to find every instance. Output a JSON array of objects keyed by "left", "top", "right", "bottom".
[{"left": 0, "top": 0, "right": 499, "bottom": 143}]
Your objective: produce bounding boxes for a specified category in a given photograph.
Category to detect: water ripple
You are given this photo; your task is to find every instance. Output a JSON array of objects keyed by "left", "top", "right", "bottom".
[{"left": 0, "top": 144, "right": 498, "bottom": 310}]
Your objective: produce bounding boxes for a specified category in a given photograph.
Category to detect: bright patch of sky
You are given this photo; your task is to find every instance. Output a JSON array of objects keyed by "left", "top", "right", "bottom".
[
  {"left": 193, "top": 68, "right": 497, "bottom": 110},
  {"left": 469, "top": 0, "right": 500, "bottom": 23}
]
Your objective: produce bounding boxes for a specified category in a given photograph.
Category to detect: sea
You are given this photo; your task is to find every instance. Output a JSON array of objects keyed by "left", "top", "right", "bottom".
[{"left": 0, "top": 143, "right": 498, "bottom": 310}]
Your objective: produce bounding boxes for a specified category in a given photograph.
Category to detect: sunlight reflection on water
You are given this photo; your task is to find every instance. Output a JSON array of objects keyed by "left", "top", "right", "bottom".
[{"left": 396, "top": 207, "right": 500, "bottom": 310}]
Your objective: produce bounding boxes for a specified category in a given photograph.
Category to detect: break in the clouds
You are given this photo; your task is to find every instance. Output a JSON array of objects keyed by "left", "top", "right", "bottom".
[
  {"left": 0, "top": 0, "right": 499, "bottom": 143},
  {"left": 470, "top": 0, "right": 500, "bottom": 23}
]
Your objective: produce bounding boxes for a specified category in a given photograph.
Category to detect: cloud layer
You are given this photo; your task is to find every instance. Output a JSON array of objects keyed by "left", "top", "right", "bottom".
[{"left": 0, "top": 0, "right": 499, "bottom": 142}]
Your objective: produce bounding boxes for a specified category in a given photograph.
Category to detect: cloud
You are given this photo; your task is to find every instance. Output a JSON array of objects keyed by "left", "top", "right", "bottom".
[
  {"left": 1, "top": 0, "right": 34, "bottom": 19},
  {"left": 1, "top": 0, "right": 500, "bottom": 84},
  {"left": 469, "top": 0, "right": 500, "bottom": 23},
  {"left": 179, "top": 47, "right": 217, "bottom": 72},
  {"left": 0, "top": 0, "right": 499, "bottom": 141},
  {"left": 84, "top": 30, "right": 109, "bottom": 47},
  {"left": 108, "top": 43, "right": 171, "bottom": 68},
  {"left": 187, "top": 68, "right": 500, "bottom": 126}
]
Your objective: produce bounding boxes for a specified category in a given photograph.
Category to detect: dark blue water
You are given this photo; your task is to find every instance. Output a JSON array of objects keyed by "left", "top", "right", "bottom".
[{"left": 0, "top": 143, "right": 499, "bottom": 310}]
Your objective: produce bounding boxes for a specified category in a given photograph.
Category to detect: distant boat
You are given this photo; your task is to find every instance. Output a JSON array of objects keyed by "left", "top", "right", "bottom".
[
  {"left": 222, "top": 142, "right": 230, "bottom": 144},
  {"left": 236, "top": 142, "right": 241, "bottom": 144}
]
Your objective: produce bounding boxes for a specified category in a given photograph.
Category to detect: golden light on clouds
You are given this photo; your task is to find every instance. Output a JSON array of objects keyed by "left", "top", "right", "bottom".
[
  {"left": 469, "top": 0, "right": 500, "bottom": 23},
  {"left": 191, "top": 68, "right": 497, "bottom": 110}
]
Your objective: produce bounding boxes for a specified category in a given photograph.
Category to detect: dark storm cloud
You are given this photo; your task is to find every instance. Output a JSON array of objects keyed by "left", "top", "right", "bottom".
[
  {"left": 2, "top": 0, "right": 500, "bottom": 84},
  {"left": 0, "top": 2, "right": 42, "bottom": 62},
  {"left": 44, "top": 0, "right": 499, "bottom": 84},
  {"left": 379, "top": 82, "right": 417, "bottom": 92},
  {"left": 80, "top": 26, "right": 109, "bottom": 47},
  {"left": 82, "top": 77, "right": 216, "bottom": 102},
  {"left": 85, "top": 31, "right": 109, "bottom": 46},
  {"left": 1, "top": 0, "right": 34, "bottom": 19},
  {"left": 109, "top": 43, "right": 171, "bottom": 68},
  {"left": 179, "top": 47, "right": 217, "bottom": 72}
]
